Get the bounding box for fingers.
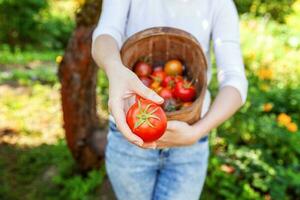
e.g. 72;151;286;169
133;79;164;104
109;99;144;146
123;96;136;114
140;142;157;149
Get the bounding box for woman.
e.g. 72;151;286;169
92;0;248;199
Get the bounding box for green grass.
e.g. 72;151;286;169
0;51;110;200
0;141;106;200
0;48;62;65
0;66;58;85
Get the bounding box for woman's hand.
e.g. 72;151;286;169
107;62;164;148
149;85;244;149
153;121;206;149
92;35;164;148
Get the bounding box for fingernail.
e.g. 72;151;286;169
156;96;164;103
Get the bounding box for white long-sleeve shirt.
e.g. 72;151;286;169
93;0;248;118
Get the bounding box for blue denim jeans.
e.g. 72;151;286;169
105;121;209;200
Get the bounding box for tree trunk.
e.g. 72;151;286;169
58;0;106;172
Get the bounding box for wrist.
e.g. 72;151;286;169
105;60;124;78
192;117;210;140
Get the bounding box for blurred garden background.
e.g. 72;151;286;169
0;0;300;199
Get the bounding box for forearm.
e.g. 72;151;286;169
194;86;244;137
91;35;123;77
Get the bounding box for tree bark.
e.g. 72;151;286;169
58;0;106;172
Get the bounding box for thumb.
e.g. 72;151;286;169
134;80;164;104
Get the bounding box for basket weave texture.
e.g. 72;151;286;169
121;27;208;124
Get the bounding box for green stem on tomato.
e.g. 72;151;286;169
134;100;161;129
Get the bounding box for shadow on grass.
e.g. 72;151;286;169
0;65;58;87
0;140;115;200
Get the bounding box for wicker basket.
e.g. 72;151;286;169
120;27;207;124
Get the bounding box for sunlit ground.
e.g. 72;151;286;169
0;83;63;146
0;58;110;199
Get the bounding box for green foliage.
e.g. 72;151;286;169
234;0;297;22
0;0;296;50
202;82;300;200
0;0;74;50
0;0;48;47
0;141;106;200
97;69;109;110
0;47;62;65
52;166;106;200
0;48;61;85
0;67;58;85
201;9;300;199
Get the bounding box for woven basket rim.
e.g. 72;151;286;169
121;27;207;69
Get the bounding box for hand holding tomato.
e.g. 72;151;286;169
153;120;202;148
126;97;167;142
107;65;164;147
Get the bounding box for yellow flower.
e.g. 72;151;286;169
263;103;273;112
257;68;273;80
277;113;292;126
56;55;63;64
286;122;298;133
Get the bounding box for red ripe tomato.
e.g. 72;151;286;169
139;76;153;87
161;76;175;88
151;70;166;83
174;81;196;102
126;98;167;142
164;59;183;76
159;87;174;100
134;61;152;77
